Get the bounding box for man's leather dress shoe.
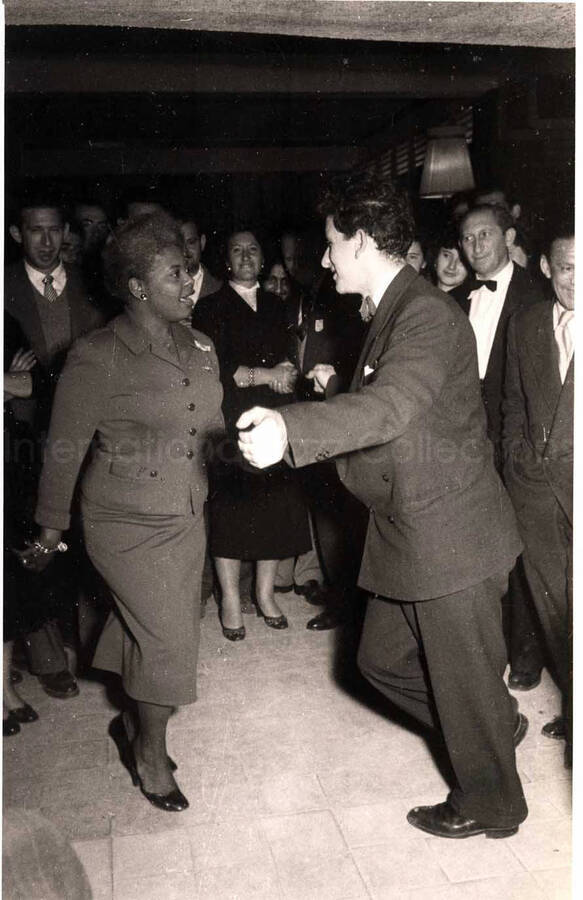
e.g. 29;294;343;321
508;669;542;691
306;610;340;631
542;715;566;740
294;580;326;606
38;670;80;699
407;800;519;839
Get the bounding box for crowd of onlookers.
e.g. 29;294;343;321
3;176;573;785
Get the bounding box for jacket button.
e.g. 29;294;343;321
186;449;194;459
388;515;395;523
189;427;197;435
150;470;158;477
188;402;195;410
382;473;390;482
182;377;190;386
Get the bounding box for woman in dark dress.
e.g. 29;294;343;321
193;229;311;640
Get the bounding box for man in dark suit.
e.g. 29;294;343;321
179;217;222;305
238;172;528;839
452;204;546;691
5;195;103;699
503;229;574;766
287;273;369;629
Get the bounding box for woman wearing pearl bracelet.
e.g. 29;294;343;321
21;213;224;813
193;227;311;640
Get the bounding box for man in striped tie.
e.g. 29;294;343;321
502;225;574;768
5;190;103;700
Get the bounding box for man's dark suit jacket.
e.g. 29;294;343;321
503;301;573;526
199;266;222;301
4;261;103;368
280;264;522;602
294;290;367;399
4;261;104;425
451;264;545;463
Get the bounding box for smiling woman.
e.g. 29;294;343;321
192;226;311;641
26;211;225;814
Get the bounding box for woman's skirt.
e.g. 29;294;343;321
82;501;204;705
208;459;311;560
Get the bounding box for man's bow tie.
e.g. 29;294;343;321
468;278;497;294
359;295;376;322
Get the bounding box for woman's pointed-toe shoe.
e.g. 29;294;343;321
109;714;186;811
220;614;246;641
139;784;189;812
3;713;21;737
256;606;288;630
9;704;39;724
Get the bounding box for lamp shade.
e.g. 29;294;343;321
419;126;475;198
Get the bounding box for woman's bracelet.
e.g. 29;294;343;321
247;367;255;387
32;540;68;555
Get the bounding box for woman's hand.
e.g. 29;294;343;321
270;363;298;394
14;528;65;574
9;348;37;373
306;364;336;394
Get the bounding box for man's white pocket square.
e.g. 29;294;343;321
364;364;375;378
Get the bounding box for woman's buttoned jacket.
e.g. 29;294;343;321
35;314;224;530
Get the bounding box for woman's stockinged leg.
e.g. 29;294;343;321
134;700;176;795
214;556;243;629
256;559;284;618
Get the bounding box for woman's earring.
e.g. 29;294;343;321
140;292;148;301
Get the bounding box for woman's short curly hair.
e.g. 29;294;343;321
317;170;415;259
102;211;184;303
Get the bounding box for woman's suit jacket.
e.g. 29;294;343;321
35;314;224;531
279;265;522;602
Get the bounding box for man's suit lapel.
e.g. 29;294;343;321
483;263;521;384
12;266;50;363
350;265;417;391
548;357;574;451
523;301;562;416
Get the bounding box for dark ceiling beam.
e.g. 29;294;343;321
4;1;575;49
5;55;500;97
18;144;363;177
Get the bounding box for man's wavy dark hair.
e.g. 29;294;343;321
317;170;415;258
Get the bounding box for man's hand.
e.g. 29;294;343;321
237;407;288;469
306;364;336;394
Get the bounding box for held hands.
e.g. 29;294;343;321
270;362;297;395
9;348;37;373
306;364;336;394
237;407;288;469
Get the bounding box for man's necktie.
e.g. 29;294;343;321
555;307;574;383
42;274;59;302
359;296;376;322
468;278;497;294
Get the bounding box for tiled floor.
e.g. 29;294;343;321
3;592;572;899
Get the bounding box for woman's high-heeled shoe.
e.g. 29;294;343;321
219;611;246;641
9;704;39;724
256;603;288;630
108;714;187;812
3;712;20;737
222;623;246;641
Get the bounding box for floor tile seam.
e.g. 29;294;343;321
326;808;376;900
503;831;551;874
268;845;374;898
110;824;196;882
253;815;287;899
